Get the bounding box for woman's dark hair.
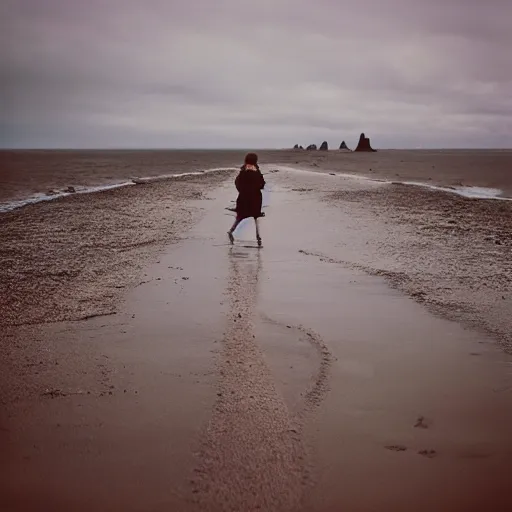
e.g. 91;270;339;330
244;153;258;165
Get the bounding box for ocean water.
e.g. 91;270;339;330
0;150;250;212
1;149;511;213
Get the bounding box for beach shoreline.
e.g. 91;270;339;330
0;169;235;329
1;163;512;510
2;161;510;387
260;166;511;352
2;149;512;212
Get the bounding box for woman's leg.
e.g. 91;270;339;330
255;218;261;245
229;219;240;233
228;218;241;243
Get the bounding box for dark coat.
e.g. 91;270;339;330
234;165;266;220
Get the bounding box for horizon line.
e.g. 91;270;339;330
1;147;512;151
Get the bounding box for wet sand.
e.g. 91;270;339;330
0;170;233;327
270;167;512;354
2;168;512;511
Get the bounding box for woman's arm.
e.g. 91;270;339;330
259;172;266;190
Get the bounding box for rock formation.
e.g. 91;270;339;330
319;141;328;151
306;144;317;151
354;133;376;152
293;144;299;149
339;141;350;150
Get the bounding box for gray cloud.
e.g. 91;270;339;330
1;0;511;148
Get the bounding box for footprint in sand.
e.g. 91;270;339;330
414;415;430;429
419;449;437;458
385;445;408;452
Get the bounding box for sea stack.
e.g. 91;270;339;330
293;144;300;149
306;144;317;151
319;141;328;151
339;141;350;150
354;133;376;152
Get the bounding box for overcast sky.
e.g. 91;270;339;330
1;0;511;149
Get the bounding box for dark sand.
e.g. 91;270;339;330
1;166;512;511
0;170;233;327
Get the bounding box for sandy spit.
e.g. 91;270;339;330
269;166;512;353
0;170;235;328
2;167;512;511
325;185;512;351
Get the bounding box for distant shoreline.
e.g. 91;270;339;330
2;149;512;208
2;147;512;151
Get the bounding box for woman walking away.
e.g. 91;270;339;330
228;153;266;247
